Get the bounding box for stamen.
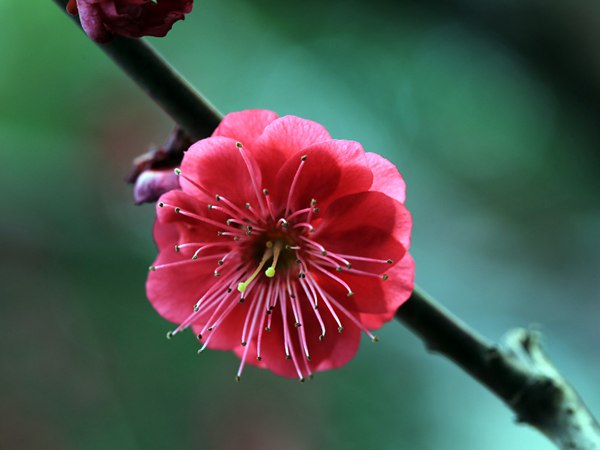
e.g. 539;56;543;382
280;288;304;380
262;189;276;221
160;202;233;231
265;241;283;278
305;273;344;334
174;169;213;198
311;262;354;296
236;142;267;215
292;222;314;232
285;155;307;216
285;207;312;222
237;242;274;293
331;253;394;265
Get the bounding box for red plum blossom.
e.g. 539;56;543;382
146;110;414;380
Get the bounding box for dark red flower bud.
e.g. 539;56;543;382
128;127;193;204
67;0;193;43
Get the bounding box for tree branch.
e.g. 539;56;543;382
53;0;221;141
397;288;600;450
53;1;600;448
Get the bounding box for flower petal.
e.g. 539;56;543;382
314;191;412;269
322;252;415;329
212;109;279;149
251;116;332;192
147;221;216;325
365;152;407;203
180;136;263;207
271;140;373;212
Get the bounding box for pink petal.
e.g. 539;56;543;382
212;109;279;149
180;136;263;207
271;139;373;212
147;221;216;325
251;115;332;192
365;152;407;203
314;191;412;268
354;252;415;329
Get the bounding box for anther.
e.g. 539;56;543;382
318;334;324;341
241;342;247;347
158;202;164;207
226;219;232;226
235;376;241;382
295;322;301;328
285;354;291;360
174;207;181;214
214;271;220;277
262;188;269;196
307;355;311;361
166;331;174;339
245;202;251;209
208;204;215;210
256;356;262;361
174;168;181;175
382;274;389;280
215;194;221;201
193;305;199;312
313;207;320;213
347;292;354;297
265;327;271;332
386;259;393;264
372;336;379;343
197;333;202;340
311;199;317;206
338;326;343;333
336;266;342;272
218;260;224;266
236;142;243;149
301;154;307;161
174;245;180;252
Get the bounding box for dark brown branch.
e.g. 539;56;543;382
53;1;600;448
398;288;600;450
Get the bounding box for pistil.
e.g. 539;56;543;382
237;241;274;293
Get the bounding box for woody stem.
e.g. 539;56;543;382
53;1;600;448
51;0;221;141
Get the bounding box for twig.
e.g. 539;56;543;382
397;289;600;450
52;1;600;448
53;0;221;141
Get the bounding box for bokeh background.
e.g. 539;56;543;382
2;0;599;449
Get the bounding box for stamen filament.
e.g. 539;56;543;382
285;155;307;216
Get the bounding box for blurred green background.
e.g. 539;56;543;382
1;0;599;449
